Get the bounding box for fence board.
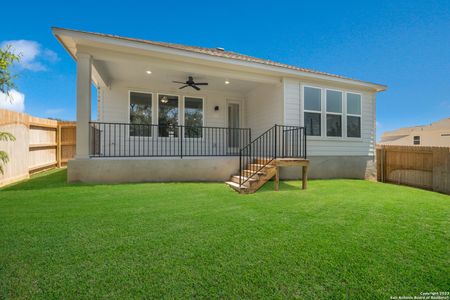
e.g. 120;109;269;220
0;109;76;186
377;145;450;194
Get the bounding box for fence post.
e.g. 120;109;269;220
57;124;62;168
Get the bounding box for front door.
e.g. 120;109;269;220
227;102;241;153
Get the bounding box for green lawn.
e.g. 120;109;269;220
0;169;448;299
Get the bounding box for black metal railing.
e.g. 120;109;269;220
239;125;306;187
89;122;251;157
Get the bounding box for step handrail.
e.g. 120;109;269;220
238;125;307;187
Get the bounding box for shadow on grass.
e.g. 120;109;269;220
256;180;305;193
1;169;76;191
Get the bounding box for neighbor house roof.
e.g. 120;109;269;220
52;27;387;91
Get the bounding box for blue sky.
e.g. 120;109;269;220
1;0;449;139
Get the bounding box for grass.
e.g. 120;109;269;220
0;169;448;299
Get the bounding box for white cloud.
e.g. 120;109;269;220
0;40;59;71
0;89;25;112
43;49;59;63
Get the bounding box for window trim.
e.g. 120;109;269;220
345;92;363;140
301;84;364;141
182;96;205;127
413;135;420;145
325;89;343;138
302;85;323;137
183;96;205;139
127;89;209;140
128;90;155;139
157;93;182;139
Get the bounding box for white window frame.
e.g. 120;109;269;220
303;85;323;137
156;93;182;139
301;85;364;141
345;92;363;139
128;90;155;139
325;88;344;138
183;96;205;140
127;89;209;141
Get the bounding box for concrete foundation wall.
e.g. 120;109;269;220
68;155;375;184
280;156;376;180
68;157;240;183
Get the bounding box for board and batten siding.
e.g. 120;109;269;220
283;78;376;157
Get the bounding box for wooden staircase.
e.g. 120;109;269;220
225;125;308;194
225;159;277;194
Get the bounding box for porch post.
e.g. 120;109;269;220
75;52;92;159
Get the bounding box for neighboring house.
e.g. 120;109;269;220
53;27;387;185
379;118;450;147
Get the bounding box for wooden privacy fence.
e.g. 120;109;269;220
0;109;76;187
377;145;450;194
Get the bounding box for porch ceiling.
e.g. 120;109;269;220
97;58;266;93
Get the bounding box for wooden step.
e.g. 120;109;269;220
248;163;275;170
225;181;248;193
254;158;274;164
231;175;258;186
242;169;266;176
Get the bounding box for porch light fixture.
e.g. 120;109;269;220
146;70;152;74
225;80;230;85
161;96;169;104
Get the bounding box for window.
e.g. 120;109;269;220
347;93;361;138
304;87;321;136
158;94;179;137
184;97;203;138
413;136;420;145
326;90;342;137
129;91;152;136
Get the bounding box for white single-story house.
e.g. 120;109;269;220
52;27;386;189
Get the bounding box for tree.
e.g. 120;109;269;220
0;132;15;174
0;45;20;174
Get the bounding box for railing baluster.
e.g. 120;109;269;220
89;122;310;173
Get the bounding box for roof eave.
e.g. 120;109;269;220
52;27;388;92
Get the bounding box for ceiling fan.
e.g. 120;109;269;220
172;76;208;91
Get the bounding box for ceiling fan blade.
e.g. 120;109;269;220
194;83;208;85
173;81;186;84
191;85;201;91
179;85;188;89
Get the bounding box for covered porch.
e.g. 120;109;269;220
73;44;284;160
54;27;307;185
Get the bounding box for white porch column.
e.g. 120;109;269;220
75;52;92;159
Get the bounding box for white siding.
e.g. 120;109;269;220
98;78;377;157
96;80;250;156
283;78;377;157
245;83;283;137
100;81;244;127
283;78;301;126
